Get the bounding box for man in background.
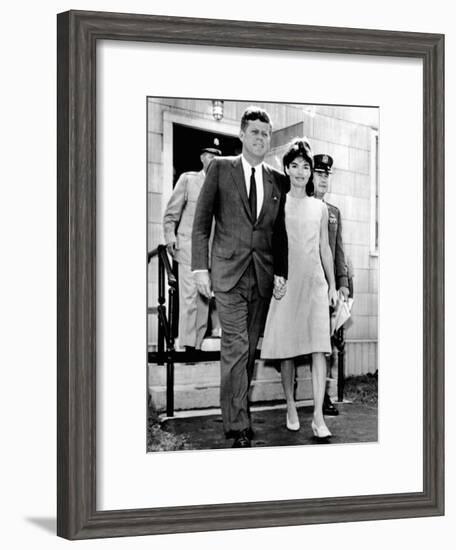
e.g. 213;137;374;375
313;153;349;416
163;146;222;352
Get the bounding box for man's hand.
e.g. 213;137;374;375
339;286;349;301
194;271;212;299
166;238;176;257
273;275;287;300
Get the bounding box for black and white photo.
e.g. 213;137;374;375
147;98;379;451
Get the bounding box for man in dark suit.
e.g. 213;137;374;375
313;154;349;416
192;107;288;447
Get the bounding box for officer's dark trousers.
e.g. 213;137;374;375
214;263;270;435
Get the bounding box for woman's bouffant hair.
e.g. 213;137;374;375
282;137;314;196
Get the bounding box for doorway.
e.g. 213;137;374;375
172;123;241;186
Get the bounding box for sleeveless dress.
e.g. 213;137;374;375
261;195;331;358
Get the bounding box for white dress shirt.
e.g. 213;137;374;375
241;155;264;218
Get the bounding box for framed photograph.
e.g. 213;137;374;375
57;10;444;539
147;97;379;452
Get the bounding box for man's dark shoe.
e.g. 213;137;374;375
226;427;254;440
232;429;252;448
323;394;339;416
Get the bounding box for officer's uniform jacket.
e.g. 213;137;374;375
325;201;349;290
163;170;206;265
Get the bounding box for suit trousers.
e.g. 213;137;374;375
178;262;210;349
215;263;270;434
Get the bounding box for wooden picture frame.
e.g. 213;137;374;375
57;9;444;539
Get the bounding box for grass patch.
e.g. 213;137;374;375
147;407;192;452
343;373;378;406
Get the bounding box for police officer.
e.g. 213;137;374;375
163;146;222;350
313;154;350;416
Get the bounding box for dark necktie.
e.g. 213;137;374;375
249;167;257;221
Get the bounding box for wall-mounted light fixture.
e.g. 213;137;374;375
212;100;224;121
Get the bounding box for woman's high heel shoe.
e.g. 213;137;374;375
311;420;332;439
286;412;300;431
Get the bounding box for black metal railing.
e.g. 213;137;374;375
148;245;177;417
148;246;221;417
332;326;346;402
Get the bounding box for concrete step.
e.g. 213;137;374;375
149;359;291;385
148;359;337;412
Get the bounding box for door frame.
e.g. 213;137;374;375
162;110;239;217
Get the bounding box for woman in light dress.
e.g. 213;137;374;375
261;139;337;439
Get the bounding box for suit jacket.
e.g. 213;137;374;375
326;201;349;289
192;155;288;297
163;170;205;265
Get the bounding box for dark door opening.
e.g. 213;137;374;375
172;123;241;186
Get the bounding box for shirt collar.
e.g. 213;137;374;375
241;155;263;174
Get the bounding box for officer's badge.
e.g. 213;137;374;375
322;155;329;164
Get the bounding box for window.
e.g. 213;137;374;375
370;130;379;254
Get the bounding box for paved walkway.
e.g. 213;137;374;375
161;401;377;450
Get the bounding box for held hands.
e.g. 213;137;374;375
339;286;349;302
328;286;338;308
194;271;212;299
273;275;287;300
